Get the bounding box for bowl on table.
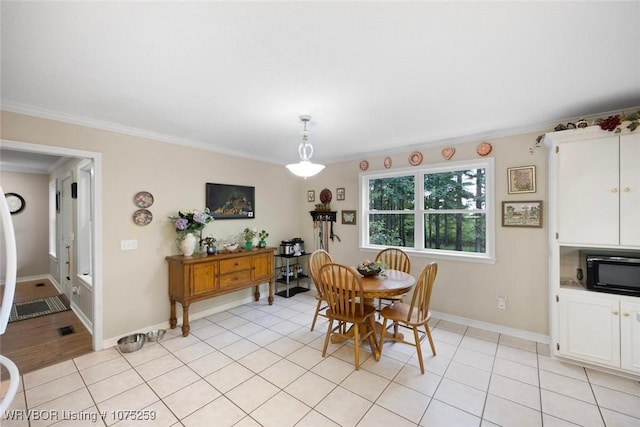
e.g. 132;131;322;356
357;261;383;277
117;333;146;353
223;242;239;252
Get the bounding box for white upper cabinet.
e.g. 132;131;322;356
620;134;640;246
550;130;640;248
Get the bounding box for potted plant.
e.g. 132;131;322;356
202;236;217;255
242;227;257;249
258;230;269;248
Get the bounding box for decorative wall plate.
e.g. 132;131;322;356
409;151;423;166
476;142;493;157
134;191;154;208
359;160;369;171
441;147;456;160
384;156;392;169
320;188;333;204
133;209;153;226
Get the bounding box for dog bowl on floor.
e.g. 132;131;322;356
146;329;166;342
117;333;146;353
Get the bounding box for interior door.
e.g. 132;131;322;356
60;174;73;299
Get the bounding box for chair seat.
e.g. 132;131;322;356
380;303;431;327
326;303;376;323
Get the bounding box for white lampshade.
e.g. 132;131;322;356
286;161;325;178
286;115;324;178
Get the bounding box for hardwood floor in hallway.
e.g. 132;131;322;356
0;278;93;375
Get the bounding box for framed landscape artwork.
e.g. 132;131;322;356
507;165;536;194
206;183;255;219
502;200;543;228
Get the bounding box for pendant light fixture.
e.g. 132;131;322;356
286;115;325;178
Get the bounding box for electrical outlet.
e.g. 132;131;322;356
120;239;138;250
497;296;507;310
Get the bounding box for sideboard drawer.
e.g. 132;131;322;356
220;270;252;289
220;257;252;274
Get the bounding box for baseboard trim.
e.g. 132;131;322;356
103;294;258;349
430;310;550;344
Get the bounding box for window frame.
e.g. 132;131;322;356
359;157;495;263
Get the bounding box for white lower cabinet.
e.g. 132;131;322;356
621;301;640;373
558;289;640;374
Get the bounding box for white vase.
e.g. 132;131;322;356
179;233;197;256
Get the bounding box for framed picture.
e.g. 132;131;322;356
502;201;543;228
336;188;345;201
206;183;255;219
507;166;536;194
307;190;315;202
341;210;356;225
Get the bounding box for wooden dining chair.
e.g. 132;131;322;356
319;263;380;370
308;249;333;331
375;248;411;311
379;262;438;374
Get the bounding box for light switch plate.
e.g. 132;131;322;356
120;239;138;250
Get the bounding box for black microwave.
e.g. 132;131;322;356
580;251;640;297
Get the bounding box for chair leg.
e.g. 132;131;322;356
310;299;323;331
353;323;360;370
368;317;380;360
412;326;425;374
321;319;333;357
379;317;388;355
425;323;436;356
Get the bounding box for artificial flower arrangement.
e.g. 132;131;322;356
169;208;214;237
258;230;269;241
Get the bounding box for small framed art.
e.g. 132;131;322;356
507;166;536;194
307;190;315;202
502;200;543;228
341;210;356;225
336;188;345;201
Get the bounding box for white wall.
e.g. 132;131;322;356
0;171;50;278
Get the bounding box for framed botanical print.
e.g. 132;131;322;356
336;188;345;201
507;166;536;194
307;190;315;202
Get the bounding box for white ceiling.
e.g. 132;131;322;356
2;1;640;170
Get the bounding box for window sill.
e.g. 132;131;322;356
361;247;496;264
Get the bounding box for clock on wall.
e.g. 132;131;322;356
5;193;25;214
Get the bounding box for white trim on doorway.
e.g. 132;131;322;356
1;139;103;351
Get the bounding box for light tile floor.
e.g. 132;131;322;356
2;290;640;427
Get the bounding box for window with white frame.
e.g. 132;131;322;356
360;158;494;261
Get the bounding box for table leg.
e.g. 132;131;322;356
268;280;274;305
253;285;260;302
181;303;190;337
169;297;177;329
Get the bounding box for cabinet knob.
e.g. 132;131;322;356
624;187;631;192
622;312;629;317
612;310;619;315
611;188;618;193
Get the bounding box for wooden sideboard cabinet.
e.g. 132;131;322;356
166;247;275;336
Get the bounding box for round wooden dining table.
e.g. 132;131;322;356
359;269;415;302
329;269;416;344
